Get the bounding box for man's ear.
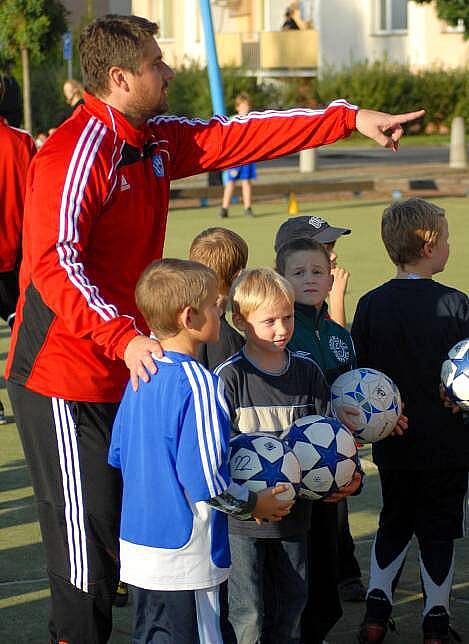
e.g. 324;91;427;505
328;272;334;292
108;65;130;93
232;311;246;333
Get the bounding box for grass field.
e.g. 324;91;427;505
0;196;468;642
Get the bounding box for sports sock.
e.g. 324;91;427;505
418;539;454;620
367;533;411;606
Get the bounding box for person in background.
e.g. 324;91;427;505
0;62;22;127
0;76;36;424
63;79;85;112
282;7;300;30
219;93;257;219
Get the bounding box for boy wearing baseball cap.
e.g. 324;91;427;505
274;215;351;327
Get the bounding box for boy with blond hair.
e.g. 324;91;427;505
189;227;247;369
352;198;469;644
108;259;292;644
216;268;361;644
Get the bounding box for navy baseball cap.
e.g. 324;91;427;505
274;215;351;252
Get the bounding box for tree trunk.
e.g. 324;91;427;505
21;46;32;133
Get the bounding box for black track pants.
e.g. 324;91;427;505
8;381;122;643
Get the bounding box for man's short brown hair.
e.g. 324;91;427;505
79;14;158;97
189;227;248;296
381;198;446;267
135;258;217;338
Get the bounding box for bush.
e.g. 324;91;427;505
168;60;280;118
316;60;468;132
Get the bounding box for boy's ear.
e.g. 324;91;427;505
178;305;193;331
328;272;334;292
421;241;433;259
232;311;247;333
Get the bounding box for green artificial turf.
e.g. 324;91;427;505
1;196;468;642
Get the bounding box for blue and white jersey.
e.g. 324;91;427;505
108;351;232;591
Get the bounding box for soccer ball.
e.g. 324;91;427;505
285;415;358;500
229;433;301;501
441;338;469;411
330;368;402;443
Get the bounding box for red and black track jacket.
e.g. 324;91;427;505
0;119;36;273
6;92;358;402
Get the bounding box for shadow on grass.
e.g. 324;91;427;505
0;461;32;494
0;588;50;643
0;495;38;530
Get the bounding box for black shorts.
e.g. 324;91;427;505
378;468;468;541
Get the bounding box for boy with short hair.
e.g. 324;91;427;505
216;267;361;644
108;258;292;644
276;237;365;640
352;198;469;643
274;214;352;326
189;227;247;369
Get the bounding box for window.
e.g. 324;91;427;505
376;0;407;33
155;0;174;40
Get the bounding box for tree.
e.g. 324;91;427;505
414;0;469;38
0;0;68;131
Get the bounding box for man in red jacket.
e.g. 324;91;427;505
5;14;425;644
0;78;36;424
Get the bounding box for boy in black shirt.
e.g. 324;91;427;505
352;198;469;644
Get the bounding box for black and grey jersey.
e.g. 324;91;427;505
215;348;330;438
215;348;330;538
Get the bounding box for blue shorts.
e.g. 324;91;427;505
227;163;257;182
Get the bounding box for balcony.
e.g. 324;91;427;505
215;30;318;77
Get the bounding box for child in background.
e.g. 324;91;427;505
216;268;362;644
276;237;364;642
274;214;351;327
219;93;256;219
352;198;469;643
189;227;247;370
108;259;292;644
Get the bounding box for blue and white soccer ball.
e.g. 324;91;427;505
229;433;301;501
286;415;358;500
330;368;402;443
441;338;469;411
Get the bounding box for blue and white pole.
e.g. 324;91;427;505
199;0;229;187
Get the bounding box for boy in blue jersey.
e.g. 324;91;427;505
215;268;362;644
108;258;292;644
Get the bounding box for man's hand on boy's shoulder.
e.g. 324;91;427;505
252;485;294;525
323;471;362;503
439;383;462;414
124;335;163;391
356;108;425;151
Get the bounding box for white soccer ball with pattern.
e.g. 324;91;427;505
229;433;301;501
441;338;469;411
330;368;402;443
286;415;358;500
